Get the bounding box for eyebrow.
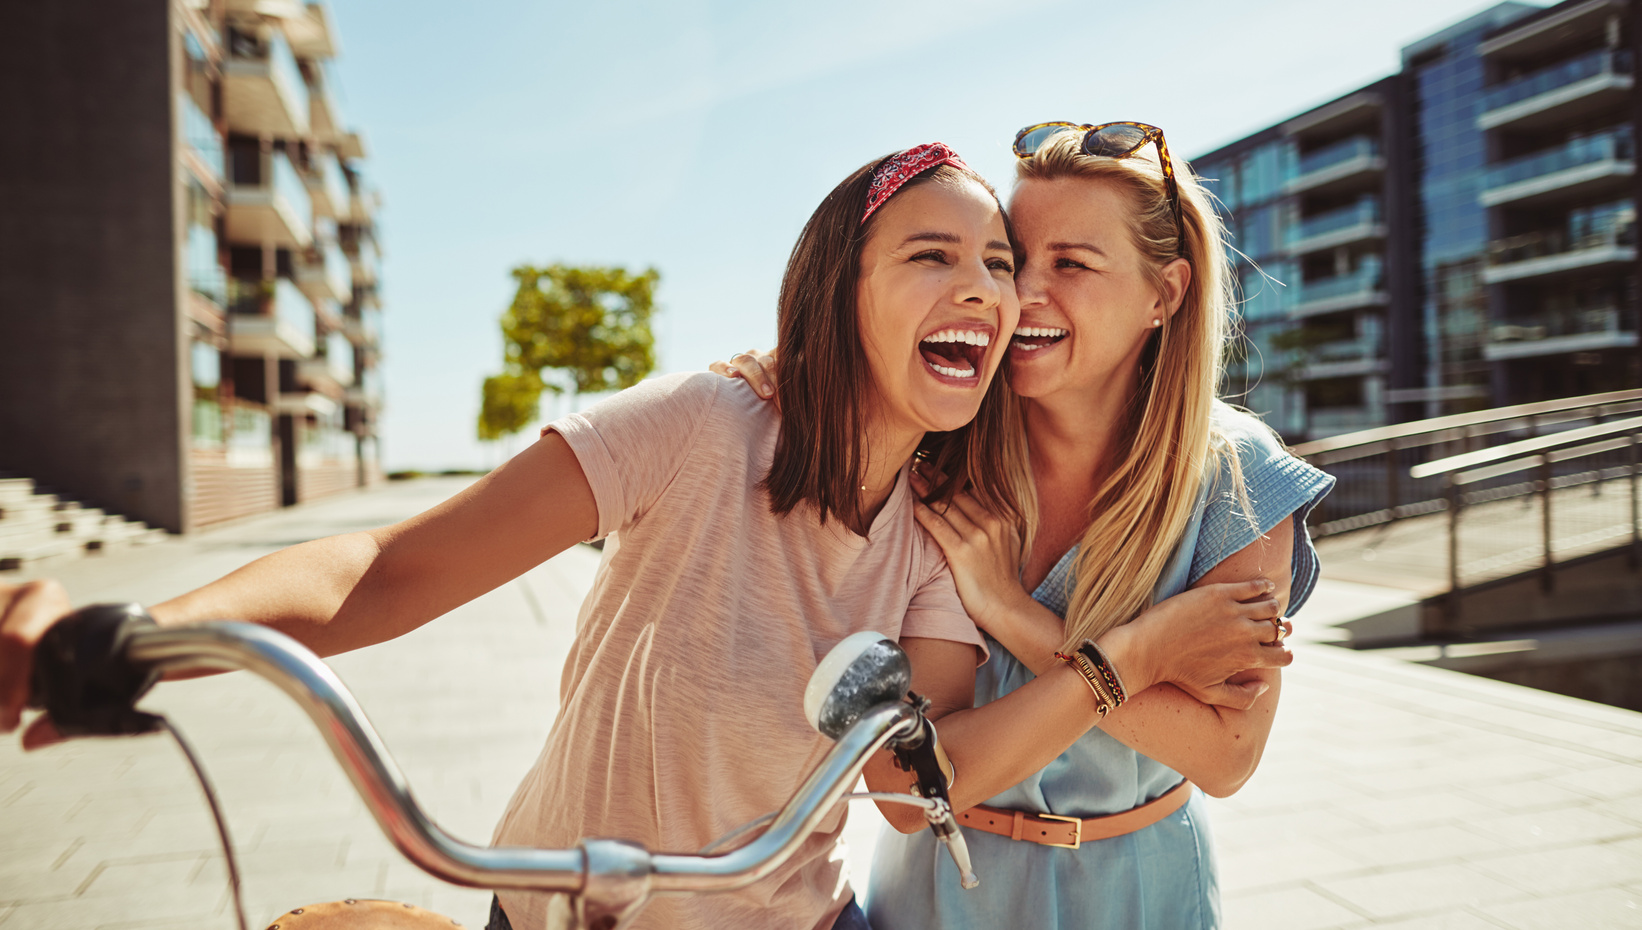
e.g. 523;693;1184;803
901;233;1016;253
1047;241;1106;256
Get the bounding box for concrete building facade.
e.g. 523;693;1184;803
1197;0;1642;439
0;0;385;533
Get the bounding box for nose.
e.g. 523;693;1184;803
1014;258;1048;312
954;256;1002;308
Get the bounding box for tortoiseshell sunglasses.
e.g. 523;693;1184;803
1012;121;1185;257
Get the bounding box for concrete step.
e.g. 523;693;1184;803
0;478;168;572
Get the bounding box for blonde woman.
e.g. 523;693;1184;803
720;124;1334;928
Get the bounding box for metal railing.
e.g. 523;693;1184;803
1481;48;1633;115
1481;127;1634;193
1296;136;1380;179
1295;267;1384;307
1409;416;1641;604
1487;221;1636;268
1489;305;1637;344
1292;389;1642;539
1287;198;1382;247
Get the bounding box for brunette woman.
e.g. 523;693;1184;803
722;125;1334;929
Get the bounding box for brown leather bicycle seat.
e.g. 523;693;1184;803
264;899;463;929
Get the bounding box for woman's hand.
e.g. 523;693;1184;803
0;579;73;748
908;469;1034;634
707;348;778;401
1099;580;1291;710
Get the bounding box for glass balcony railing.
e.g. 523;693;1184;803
179;92;223;178
1487;220;1637;266
272;149;313;225
1287;198;1382;246
1482;127;1635;191
321;154;348;214
1490;305;1637;342
1296;136;1380;179
187;222;225;306
275;278;316;338
1308;407;1383;436
1310;336;1381;364
267;30;309;126
1481;48;1633;115
1296;267;1384;306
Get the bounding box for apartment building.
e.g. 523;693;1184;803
1196;0;1641;440
0;0;384;533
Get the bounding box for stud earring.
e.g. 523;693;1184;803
1151;318;1162;327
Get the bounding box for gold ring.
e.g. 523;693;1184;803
1269;618;1286;644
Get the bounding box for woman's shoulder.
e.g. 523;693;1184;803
1198;399;1335;532
579;371;768;434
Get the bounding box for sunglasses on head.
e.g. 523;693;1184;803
1012;121;1186;258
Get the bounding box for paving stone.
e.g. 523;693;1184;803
1221;886;1366;930
1480;886;1642;929
1462;805;1640;851
1467;841;1642;896
1314;863;1523;919
1319;823;1508;869
1548;763;1642;801
1361;910;1514;929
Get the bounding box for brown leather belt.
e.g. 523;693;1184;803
955;780;1194;850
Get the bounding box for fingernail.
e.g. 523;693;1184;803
725;366;738;376
1263;580;1276;592
760;385;773;397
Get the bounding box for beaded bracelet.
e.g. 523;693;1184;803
1054;642;1126;719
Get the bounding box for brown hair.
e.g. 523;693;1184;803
1014;131;1252;649
765;153;1032;535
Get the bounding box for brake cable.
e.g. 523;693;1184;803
158;717;249;930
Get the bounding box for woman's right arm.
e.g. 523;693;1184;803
0;432;598;737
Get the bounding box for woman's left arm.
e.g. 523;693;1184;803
1098;516;1294;797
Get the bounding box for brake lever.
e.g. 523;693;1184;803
889;693;979;890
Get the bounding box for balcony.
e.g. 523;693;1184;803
299;331;354;391
294;239;351;304
1295;336;1388;380
178;91;223;181
304;152;349;218
1479;128;1634;208
1483;223;1637;284
350;236;379;287
1306;406;1384;440
1478;49;1633;132
343;307;380;346
186;222;226;308
227;149;312;248
283;2;338;61
304;61;345;143
1484;306;1638;360
223;27;309;138
227;279;316;358
1286;198;1385;255
1290;268;1388;319
1284;137;1384;196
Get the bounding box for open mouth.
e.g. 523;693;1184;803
918;328;990;380
1011;326;1069;354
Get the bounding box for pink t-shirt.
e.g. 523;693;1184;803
491;372;982;930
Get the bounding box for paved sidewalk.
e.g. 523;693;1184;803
0;478;587;928
2;479;1641;928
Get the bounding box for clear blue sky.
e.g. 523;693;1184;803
323;0;1528;470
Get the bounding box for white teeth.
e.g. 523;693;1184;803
922;328;991;347
1013;326;1069;339
930;361;977;378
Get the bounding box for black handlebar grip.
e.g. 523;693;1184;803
29;603;163;737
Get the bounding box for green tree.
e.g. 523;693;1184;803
478;264;659;442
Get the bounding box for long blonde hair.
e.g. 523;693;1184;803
1015;132;1247;650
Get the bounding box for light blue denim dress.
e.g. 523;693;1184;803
867;405;1335;930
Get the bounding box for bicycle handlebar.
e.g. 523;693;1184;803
119;620;922;895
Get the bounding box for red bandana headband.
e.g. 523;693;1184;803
862;142;971;222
